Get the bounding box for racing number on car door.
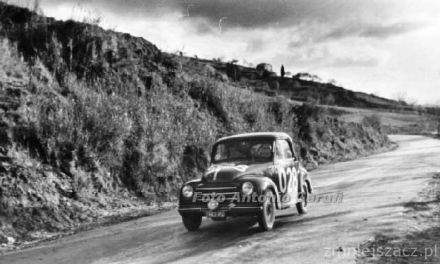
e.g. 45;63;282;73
275;140;299;204
277;166;296;193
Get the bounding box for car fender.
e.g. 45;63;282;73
298;166;312;193
236;175;282;210
180;179;201;189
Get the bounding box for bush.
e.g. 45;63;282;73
0;38;27;79
362;114;382;132
29;70;221;195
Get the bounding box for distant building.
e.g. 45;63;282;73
256;63;273;78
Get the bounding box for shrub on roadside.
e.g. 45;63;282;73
362;114;382;132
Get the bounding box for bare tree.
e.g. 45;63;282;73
394;91;408;105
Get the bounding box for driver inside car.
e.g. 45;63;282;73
251;143;273;160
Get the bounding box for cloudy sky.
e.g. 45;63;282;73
12;0;440;104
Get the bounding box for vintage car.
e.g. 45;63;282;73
178;132;312;231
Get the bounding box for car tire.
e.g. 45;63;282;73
296;184;308;214
182;214;202;231
258;190;276;231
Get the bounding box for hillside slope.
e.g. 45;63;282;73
0;2;391;247
182;57;409;110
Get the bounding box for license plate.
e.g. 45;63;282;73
207;211;225;218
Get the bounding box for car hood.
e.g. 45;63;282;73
203;162;273;183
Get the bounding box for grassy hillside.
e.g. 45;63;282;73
167;51;440;135
335;107;439;135
0;2;392;247
188;58;411;110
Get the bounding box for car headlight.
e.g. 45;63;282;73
182;185;194;198
242;182;254;196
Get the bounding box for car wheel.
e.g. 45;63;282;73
296;184;308;214
258;190;276;231
182;214;202;231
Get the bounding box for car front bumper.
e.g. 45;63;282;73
178;204;263;217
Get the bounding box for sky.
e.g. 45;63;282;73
9;0;440;104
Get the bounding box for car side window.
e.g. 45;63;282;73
275;140;284;160
280;140;293;160
214;144;228;161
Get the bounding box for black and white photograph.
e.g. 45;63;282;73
0;0;440;263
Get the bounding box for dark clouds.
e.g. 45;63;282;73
360;22;423;38
42;0;394;29
321;21;424;41
44;0;297;27
170;0;399;29
285;20;424;49
43;0;425;43
176;0;310;28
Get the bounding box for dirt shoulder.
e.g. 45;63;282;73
356;173;440;263
0;199;176;253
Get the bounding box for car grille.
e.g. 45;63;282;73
194;187;239;204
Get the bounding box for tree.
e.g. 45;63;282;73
323;94;335;105
328;79;338;86
226;61;240;81
394;91;408;105
269;79;280;91
281;65;285;78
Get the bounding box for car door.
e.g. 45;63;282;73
274;139;299;207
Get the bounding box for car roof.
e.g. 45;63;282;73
216;132;292;143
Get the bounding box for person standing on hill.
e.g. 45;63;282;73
281;65;285;78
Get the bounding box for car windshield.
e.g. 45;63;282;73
212;139;274;163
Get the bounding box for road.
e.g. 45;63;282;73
1;135;440;264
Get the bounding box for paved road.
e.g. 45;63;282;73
1;135;440;264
